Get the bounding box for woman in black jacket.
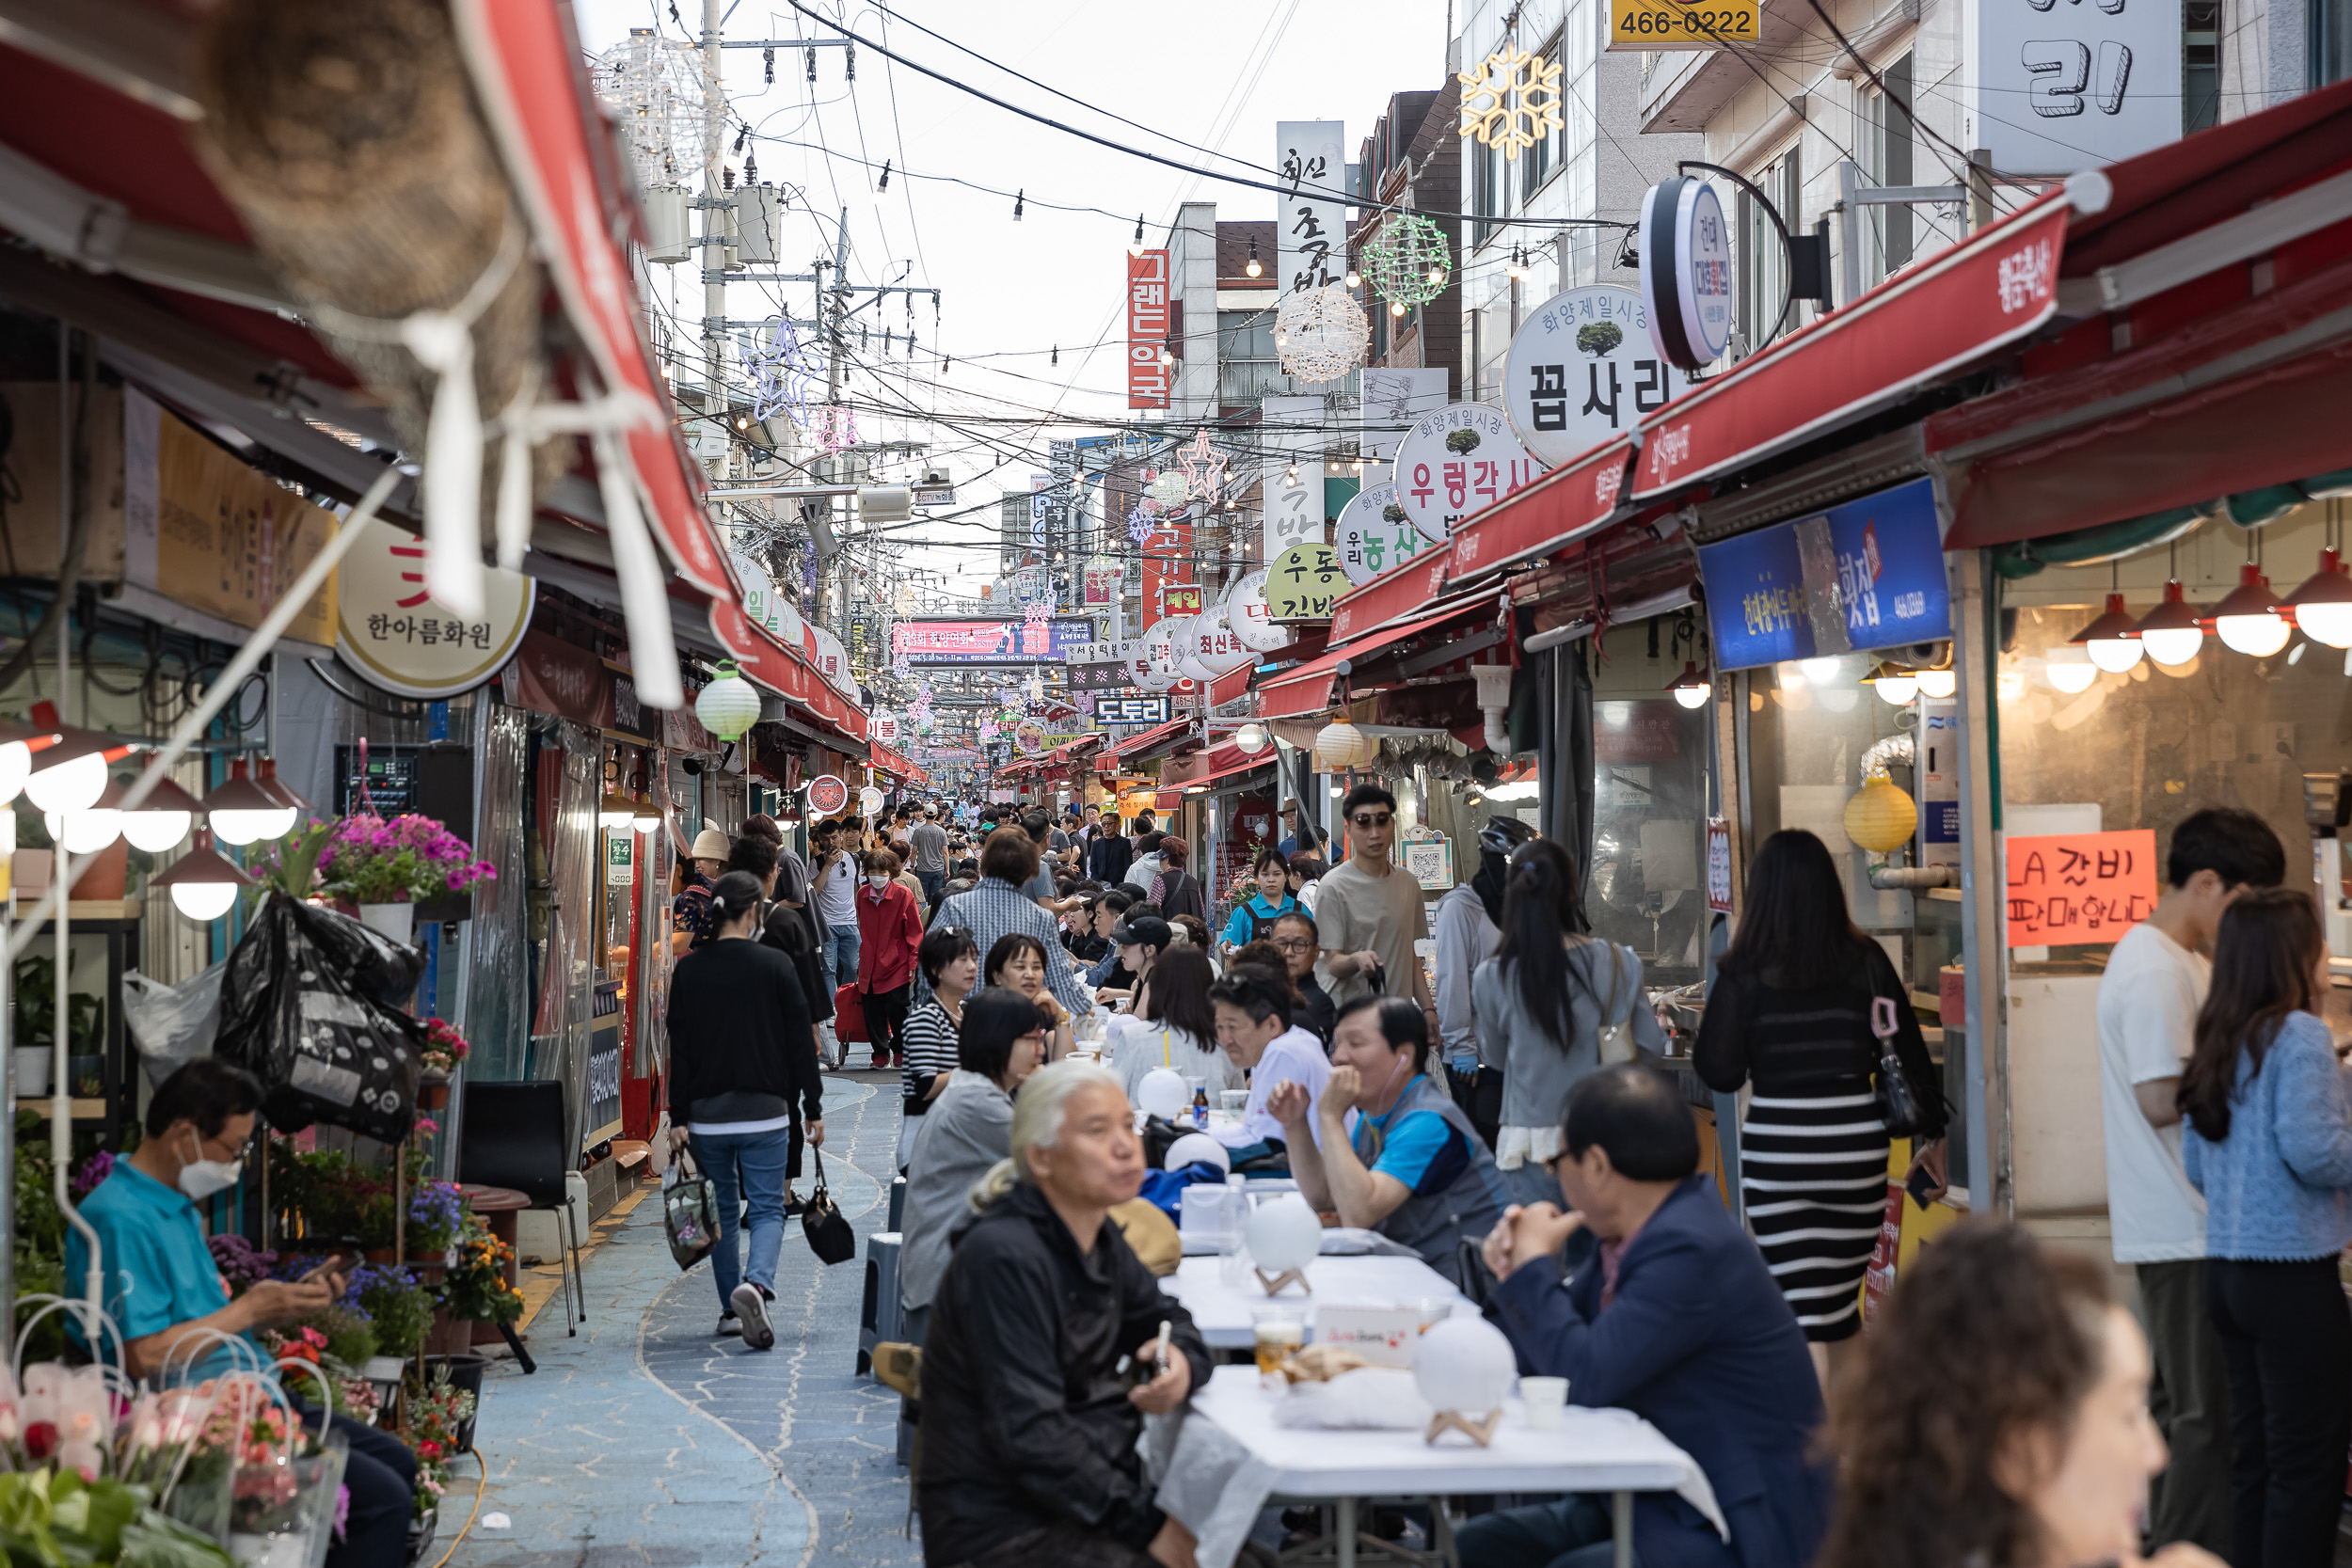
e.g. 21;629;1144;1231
665;872;825;1349
919;1060;1206;1568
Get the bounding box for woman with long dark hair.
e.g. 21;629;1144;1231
1108;942;1241;1099
1695;828;1946;1384
2180;887;2352;1568
1474;839;1666;1208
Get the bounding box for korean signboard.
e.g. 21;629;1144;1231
1126;248;1171;408
1333;481;1432;586
891;617;1099;665
335;514;533;700
2005;829;2157;946
1095;693;1170;726
1263;451;1323;557
1160;584;1203;616
1391;404;1545;540
1265;544;1349;622
1504;286;1688;467
1275;121;1346;294
1361;367;1451;464
1082;557;1123;606
1695;477;1952;671
1976;0;2179;173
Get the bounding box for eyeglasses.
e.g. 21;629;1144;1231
1272;938;1314;954
1350;812;1393;828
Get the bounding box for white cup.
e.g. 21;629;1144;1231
1520;1376;1569;1430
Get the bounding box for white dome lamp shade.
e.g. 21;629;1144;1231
2070;593;2145;673
1914;662;1959;700
151;827;256;922
597;794;637;832
2284;547;2352;649
1242;1191;1322;1293
1312;721;1378;771
2210;562;2291;657
0;713;56;806
1162;1132;1232;1175
204;758;290;847
1135;1068;1191;1122
2132;580;2207;667
2042;645;2099;694
1667;661;1710;709
120;768;206;853
1413;1315;1520;1446
44;775;124;855
21;702;129;816
632;799;665;834
1867;662;1919;705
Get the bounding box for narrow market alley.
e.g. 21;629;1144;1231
448;1074;920;1568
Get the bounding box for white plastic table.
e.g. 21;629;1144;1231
1158;1255;1470;1349
1160;1366;1717;1568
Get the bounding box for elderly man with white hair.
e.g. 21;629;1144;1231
918;1060;1210;1568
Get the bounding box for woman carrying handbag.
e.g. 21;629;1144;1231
1694;829;1947;1388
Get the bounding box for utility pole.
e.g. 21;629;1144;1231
701;0;727;418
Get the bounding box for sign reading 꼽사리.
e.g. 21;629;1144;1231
2005;829;2158;947
1504;286;1688;466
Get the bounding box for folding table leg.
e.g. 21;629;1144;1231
1429;1498;1457;1568
1337;1497;1356;1568
1612;1492;1632;1568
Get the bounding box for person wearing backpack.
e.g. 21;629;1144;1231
1473;839;1666;1228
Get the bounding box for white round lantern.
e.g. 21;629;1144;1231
1243;1192;1323;1275
695;660;762;739
1136;1068;1191;1122
1163;1132;1232;1175
1413;1315;1518;1424
1313;721;1378;770
1147;469;1189;507
1234;722;1268;753
1227;568;1293;655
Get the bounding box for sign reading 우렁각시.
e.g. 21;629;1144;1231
1391;404;1545;540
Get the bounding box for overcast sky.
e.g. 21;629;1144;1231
571;0;1454;596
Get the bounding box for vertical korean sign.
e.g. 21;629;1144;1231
1127;249;1170;408
1276;121;1346;295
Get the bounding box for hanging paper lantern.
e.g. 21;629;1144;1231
1314;721;1378;770
1844;768;1918;854
1276;284;1370;384
694;660;762;739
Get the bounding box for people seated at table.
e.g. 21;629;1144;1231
1109;942;1243;1101
1271;997;1507;1290
1271;910;1337;1048
1464;1064;1829;1568
898;987;1049;1340
1207;960;1334;1161
919;1061;1209;1568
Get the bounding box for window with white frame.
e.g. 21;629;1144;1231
1734;148;1801;358
1861;54;1915;288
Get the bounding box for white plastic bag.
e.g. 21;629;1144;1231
121;962;226;1085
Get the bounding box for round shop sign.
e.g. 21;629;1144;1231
1226;568;1293;654
336;514;534;699
806;774;850;815
1133;620;1183;692
1190;605;1255;676
1264;544;1349;622
1391;403;1544;542
874;713;901;745
1168;615;1215;684
1332;480;1435;587
859;785;886;816
1503;285;1691;466
1013;720;1047;755
1639;176;1734;372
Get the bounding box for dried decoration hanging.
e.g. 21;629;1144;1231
1276;284;1369;385
1360;214;1453;310
1457;43;1565;160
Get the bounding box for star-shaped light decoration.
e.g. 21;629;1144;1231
1175;430;1229;500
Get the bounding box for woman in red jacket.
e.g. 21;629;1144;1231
856;847;925;1070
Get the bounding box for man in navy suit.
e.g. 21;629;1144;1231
1461;1065;1832;1568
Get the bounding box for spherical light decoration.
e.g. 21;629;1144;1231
151;827;254;924
1275;284;1370;385
1362;214;1453;310
1234;722;1268;753
694;659;762;739
1147;469;1189;507
1844;770;1919;854
1412;1316;1518;1425
1136;1068;1191;1122
1313;721;1378;770
1163;1132;1232;1175
25;751;107;816
1243;1192;1323;1275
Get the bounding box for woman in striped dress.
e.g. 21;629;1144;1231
1695;829;1947;1386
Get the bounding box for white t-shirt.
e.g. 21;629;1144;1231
2096;921;2211;1263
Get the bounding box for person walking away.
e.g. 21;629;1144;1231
663;871;825;1348
918;1062;1207;1568
2098;808;2282;1558
1272;997;1506;1290
810;819;862;999
1108;942;1241;1100
1477;838;1665;1224
1124;832;1165;894
922;827;1094;1022
732;833;830;1209
1152;837;1205;923
1817;1220;2222;1568
1272;910;1337;1048
672;827;733;955
1288;853;1327;916
1438;816;1535;1146
911;806;950;907
897;987;1051;1339
1089;816;1134;884
2179;887;2352;1568
1465;1064;1829;1568
858;847;924;1071
898;926;980;1170
1218;847;1299;958
1692;829;1946;1386
1313;784;1438;1038
987;932;1075;1060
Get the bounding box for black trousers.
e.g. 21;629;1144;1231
866;983;911;1062
2207;1256;2352;1568
293;1400;420;1568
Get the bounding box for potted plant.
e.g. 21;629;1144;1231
348;1264;437;1364
443;1217;524;1350
316;814;496;944
418;1020;468;1081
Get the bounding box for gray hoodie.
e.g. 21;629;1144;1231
898;1070;1014;1312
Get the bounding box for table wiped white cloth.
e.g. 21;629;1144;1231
1157;1255;1469;1347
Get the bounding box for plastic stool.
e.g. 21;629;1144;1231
887;1173;907;1232
856;1230;903;1375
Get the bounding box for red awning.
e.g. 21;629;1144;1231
1327;556;1456;644
1447;436;1635;582
1117;716;1195;761
1259;604;1474;720
1154;742;1276;808
709;601;868;748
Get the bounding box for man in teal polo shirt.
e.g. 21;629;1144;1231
68;1060;419;1568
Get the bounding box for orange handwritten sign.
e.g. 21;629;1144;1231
2005;829;2158;947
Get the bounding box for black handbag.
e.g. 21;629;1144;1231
802;1148;857;1265
1869;995;1931;1139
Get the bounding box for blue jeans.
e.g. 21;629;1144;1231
819;926;860;997
690;1125;793;1310
916;868;944;906
1456;1496;1637;1568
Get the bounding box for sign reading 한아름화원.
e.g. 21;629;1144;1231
2004;829;2157;947
1695;477;1950;672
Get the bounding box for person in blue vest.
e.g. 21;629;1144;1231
1461;1064;1831;1568
1271;996;1506;1290
1218;847;1300;957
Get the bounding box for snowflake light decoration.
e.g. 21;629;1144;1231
1175;430;1229;500
1457;43;1565;160
1276;284;1370;384
1128;504;1158;545
1361;214;1453;310
740;316;816;426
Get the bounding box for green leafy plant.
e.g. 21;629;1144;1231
442;1217;522;1325
351;1265;436;1360
248;821;336;903
14;954;103;1056
300;1304;378;1369
0;1469;234;1568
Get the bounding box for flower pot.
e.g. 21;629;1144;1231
11;1046;51;1099
405;1505;439;1567
422;1353;487;1451
357;902;416;944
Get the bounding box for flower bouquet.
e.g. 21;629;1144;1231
402;1370;477;1519
316;816;495;908
418;1020;469;1079
441;1220;522;1328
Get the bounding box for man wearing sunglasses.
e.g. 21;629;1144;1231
1313;783;1439;1038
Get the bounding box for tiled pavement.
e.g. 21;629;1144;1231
448;1071;921;1568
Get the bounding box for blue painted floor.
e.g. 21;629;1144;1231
448;1072;922;1568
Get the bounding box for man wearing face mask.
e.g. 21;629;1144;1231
68;1059;422;1568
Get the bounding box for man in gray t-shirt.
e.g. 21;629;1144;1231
909;809;949;905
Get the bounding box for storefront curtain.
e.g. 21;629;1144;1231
530;720;601;1154
463;704;532;1083
1540;643;1597;915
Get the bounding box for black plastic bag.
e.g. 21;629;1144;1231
214;894;427;1142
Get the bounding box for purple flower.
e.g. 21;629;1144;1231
70;1149;114;1198
209;1233;281;1291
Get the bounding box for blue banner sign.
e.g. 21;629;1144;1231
1697;477;1948;672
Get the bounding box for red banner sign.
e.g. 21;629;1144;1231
1127;248;1171;409
2004;828;2158;946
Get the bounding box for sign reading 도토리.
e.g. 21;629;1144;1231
2004;829;2158;947
1695;476;1950;671
337;514;535;700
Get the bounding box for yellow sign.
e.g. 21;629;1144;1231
150;409;339;641
1264;544;1349;623
1607;0;1759;49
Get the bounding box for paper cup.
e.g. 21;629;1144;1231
1520;1375;1568;1429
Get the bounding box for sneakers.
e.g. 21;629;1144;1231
818;1022;844;1069
870;1050;896;1070
784;1187;807;1216
729;1282;775;1351
717;1314;743;1338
